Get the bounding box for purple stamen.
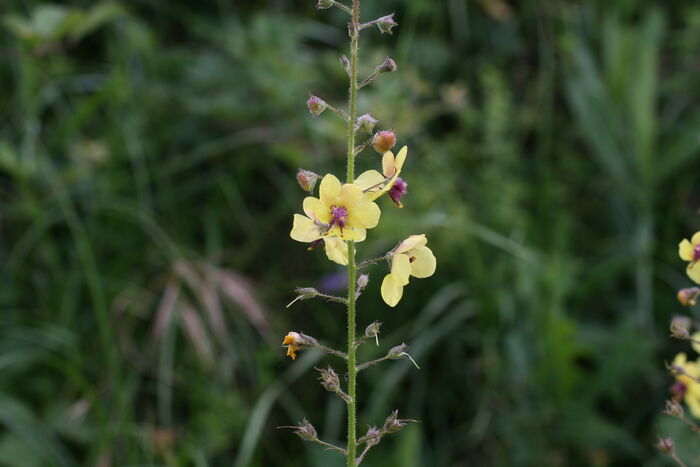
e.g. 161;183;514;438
329;205;349;229
693;244;700;261
389;178;408;207
671;381;687;400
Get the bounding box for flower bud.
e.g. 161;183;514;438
376;57;397;74
382;410;406;434
670;315;692;339
355;114;379;133
316;0;334;9
365;321;382;343
357;274;369;291
294;419;318;441
372;130;396;154
364;425;382;447
388;343;409;359
655;436;675;454
664;399;684;418
296;168;319;193
317;365;341;392
678;287;700;306
340;55;351;75
376;14;398;35
306;95;327;119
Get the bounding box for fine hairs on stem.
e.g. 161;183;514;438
282;1;435;465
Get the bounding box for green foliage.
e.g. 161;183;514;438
0;0;699;465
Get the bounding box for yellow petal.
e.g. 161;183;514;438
382;151;396;177
686;395;700;419
303;197;330;223
290;214;322;242
688;263;700;285
410;246;437;278
391;253;411;286
674;353;689;368
327;225;366;242
693;231;700;245
692;332;700;354
680;239;695;261
338;183;364;208
355;170;385;191
323;237;348;265
319;174;341;207
396;234;427;254
347;200;381;229
381;274;404;307
394;146;407;171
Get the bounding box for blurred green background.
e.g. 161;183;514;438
2;0;700;465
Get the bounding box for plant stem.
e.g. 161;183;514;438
346;1;360;465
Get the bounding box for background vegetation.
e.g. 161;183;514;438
1;0;700;465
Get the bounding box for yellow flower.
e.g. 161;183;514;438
671;353;700;418
354;146;407;203
290;174;381;265
679;231;700;284
282;332;303;360
381;234;436;307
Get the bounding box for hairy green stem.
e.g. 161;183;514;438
346;1;360;465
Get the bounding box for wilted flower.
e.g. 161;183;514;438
282;332;304;360
381;234;436;307
679;232;700;283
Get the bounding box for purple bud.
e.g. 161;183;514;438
376;14;398;34
297;168;319;193
389;177;408;207
372;130;396;154
355;114;379;133
306;95;327;118
377;57;397;73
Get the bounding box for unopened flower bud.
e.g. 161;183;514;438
365;321;382;346
317;365;341;392
664;399;684;418
372;130;396;154
297;168;319;193
306;95;327;119
382;410;406;434
376;57;397;74
376;14;398;35
294;419;318;441
316;0;334;9
655;436;675;454
670;315;692;339
364;425;382;447
357;274;369;290
678;287;700;307
340;55;351;75
287;287;320;307
388;343;409;359
355;114;379;133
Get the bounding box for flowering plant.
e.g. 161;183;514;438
279;1;436;464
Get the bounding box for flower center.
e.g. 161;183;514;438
330;205;349;229
671;381;687;400
389;178;408;206
693;244;700;261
